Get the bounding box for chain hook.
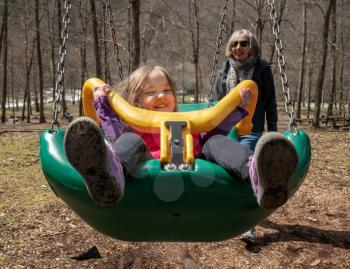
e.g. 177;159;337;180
105;0;124;81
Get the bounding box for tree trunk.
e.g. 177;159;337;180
254;0;264;54
48;0;56;101
34;75;39;112
312;0;336;128
131;0;141;71
79;0;88;116
326;0;337;125
27;82;31;123
102;3;111;84
338;0;344;113
128;1;132;74
306;52;313;120
296;0;307;120
90;0;102;77
1;0;8;123
189;0;200;103
11;50;14;123
21;90;27;121
0;11;5;64
35;0;46;123
22;0;35;122
227;0;236;41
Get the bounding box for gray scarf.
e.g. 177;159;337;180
226;56;257;93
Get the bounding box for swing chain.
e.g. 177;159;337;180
208;0;229;101
51;0;71;132
105;0;124;81
267;0;297;133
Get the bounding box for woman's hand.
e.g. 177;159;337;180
93;84;111;100
239;87;251;109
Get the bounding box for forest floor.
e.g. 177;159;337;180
0;118;349;269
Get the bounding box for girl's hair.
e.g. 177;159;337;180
116;65;177;109
225;29;260;58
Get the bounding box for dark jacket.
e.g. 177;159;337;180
210;58;278;132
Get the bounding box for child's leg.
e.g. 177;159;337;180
201;134;252;180
249;132;298;209
110;132;152;177
64;117;125;206
201;133;298;209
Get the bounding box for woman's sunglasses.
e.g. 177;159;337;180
231;40;250;48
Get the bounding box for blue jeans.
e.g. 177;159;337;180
239;132;263;152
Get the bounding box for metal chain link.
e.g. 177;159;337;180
105;0;123;81
267;0;297;133
51;0;71;132
208;0;229;101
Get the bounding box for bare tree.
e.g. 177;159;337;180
89;0;102;77
295;0;307;120
326;0;337;125
35;0;45;123
128;0;132;73
312;0;336;128
131;0;141;71
189;0;200;103
305;48;313;120
102;1;112;84
338;0;345;113
1;0;8;123
254;0;265;49
227;0;236;40
22;0;37;122
0;8;5;63
10;48;14;123
47;0;56;100
79;0;88;116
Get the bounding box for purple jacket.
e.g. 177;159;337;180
94;96;248;158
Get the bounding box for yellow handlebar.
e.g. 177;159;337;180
82;78;258;164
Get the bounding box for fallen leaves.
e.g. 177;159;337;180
0;129;349;268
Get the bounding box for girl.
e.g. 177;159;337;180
64;65;297;210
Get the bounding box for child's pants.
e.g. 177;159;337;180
201;134;252;181
110;132;152;177
111;133;252;181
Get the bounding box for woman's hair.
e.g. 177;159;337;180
115;65;177;109
225;29;260;58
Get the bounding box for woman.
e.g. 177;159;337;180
210;29;279;240
210;29;278;152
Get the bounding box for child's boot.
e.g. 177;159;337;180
64;117;125;206
248;132;298;209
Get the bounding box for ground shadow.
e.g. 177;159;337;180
241;220;350;253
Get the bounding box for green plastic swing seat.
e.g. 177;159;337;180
40;102;311;242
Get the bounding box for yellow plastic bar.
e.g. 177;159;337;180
82;78;258;164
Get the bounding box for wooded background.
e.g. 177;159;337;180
0;0;349;128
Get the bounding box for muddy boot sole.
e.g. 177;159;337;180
255;132;298;209
64;117;123;206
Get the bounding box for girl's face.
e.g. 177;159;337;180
230;33;251;61
140;69;176;112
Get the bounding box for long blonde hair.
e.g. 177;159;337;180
115;65;177;110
